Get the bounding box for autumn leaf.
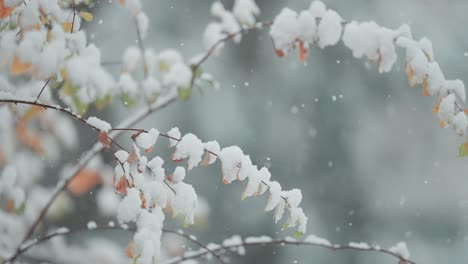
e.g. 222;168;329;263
115;176;130;194
0;0;14;18
274;48;284;58
459;142;468;157
98;131;111;148
10;56;32;76
144;147;153;154
67;169;101;196
422;78;430;96
78;11;93;22
21;105;45;123
125;240;134;258
201;151;211;166
438;119;445;128
16;121;44;155
61;22;72;32
298;41;307;62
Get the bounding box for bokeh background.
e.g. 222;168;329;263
62;0;468;263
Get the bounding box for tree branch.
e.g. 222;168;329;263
164;237;416;264
2;223;223;264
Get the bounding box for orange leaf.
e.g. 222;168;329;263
16;121;44;155
438;119;445;128
119;0;126;5
98;131;111;148
67;169;101;196
274;48;284;58
140;192;147;208
407;67;415;87
115;176;130;194
433;104;439;115
144;147;153;154
21;105;45;123
422;78;430;96
10;56;31;76
0;0;14;18
61;22;72;32
5;199;14;213
298;41;307;62
223;178;230;185
125;240;133;258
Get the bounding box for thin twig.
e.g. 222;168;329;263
164;238;416;264
34;78;50;103
2;224;223;264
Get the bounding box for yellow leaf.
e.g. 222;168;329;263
61;22;72;32
78;11;93;22
10;56;31;76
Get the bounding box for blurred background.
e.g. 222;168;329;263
55;0;468;263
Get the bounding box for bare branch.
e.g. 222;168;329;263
164;238;416;264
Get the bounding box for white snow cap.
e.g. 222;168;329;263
270;8;299;56
87;116;111;132
166;127;181;147
135;128;160;150
264;181;282;211
114;150;129;163
316;9;343;49
117;188;142;223
172;133;204;170
233;0;260;26
389;241;410;259
203;140;221;165
121;46;141;72
219;146;244;184
171;182;198;225
170;166;186;184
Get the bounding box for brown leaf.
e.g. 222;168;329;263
131;130;143;141
98;131;111;148
115;176;130;195
201;151;211;166
67;169;101;196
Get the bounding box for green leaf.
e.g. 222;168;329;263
132;255;140;264
459;142;468;157
120;93;136;108
71;95;89;115
95;95;112;111
183;220;191;228
15;202;26;215
177;87;191;101
61;80;79;96
193;66;203;79
294;231;304;239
